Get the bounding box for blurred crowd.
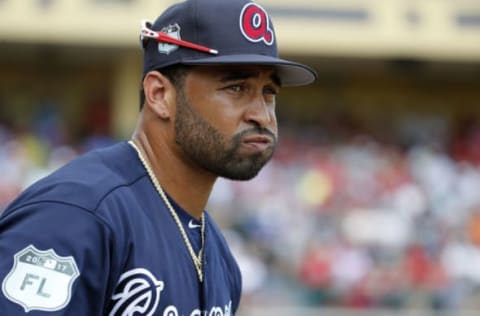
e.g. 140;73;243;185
208;115;480;311
2;110;480;311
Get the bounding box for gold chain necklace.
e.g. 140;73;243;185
128;140;205;282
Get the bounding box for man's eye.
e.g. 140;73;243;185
227;85;243;92
264;87;279;96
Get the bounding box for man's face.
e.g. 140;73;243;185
174;65;279;180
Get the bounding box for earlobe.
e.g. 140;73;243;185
143;71;175;119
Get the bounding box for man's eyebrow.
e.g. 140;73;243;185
219;71;256;82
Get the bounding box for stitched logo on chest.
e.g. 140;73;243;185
109;268;164;316
188;220;202;229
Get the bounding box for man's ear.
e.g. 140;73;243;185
143;71;176;119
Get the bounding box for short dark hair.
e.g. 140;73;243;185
139;64;191;110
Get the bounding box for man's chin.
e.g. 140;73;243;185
220;158;271;180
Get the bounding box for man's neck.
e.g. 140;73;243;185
131;131;216;220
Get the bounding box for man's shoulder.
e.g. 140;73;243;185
5;142;146;214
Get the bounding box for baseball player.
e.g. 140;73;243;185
0;0;316;314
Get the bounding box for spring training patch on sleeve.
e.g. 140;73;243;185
2;244;80;312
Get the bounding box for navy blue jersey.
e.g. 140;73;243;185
0;142;242;315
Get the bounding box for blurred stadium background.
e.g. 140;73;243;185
1;0;480;315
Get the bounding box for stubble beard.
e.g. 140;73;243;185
174;90;276;180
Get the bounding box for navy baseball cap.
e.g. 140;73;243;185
140;0;317;86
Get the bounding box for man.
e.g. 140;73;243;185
0;0;316;314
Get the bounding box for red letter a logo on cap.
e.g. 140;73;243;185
239;3;274;46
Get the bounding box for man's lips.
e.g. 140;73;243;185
241;135;274;151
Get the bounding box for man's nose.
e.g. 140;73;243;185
244;94;274;128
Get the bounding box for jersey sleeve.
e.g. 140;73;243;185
0;202;116;315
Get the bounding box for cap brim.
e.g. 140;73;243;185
179;54;317;87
